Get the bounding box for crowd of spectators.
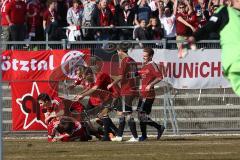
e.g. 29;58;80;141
0;0;231;42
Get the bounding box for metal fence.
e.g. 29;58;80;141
2;40;240;136
1;39;221;51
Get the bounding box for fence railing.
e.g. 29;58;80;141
1;39;221;51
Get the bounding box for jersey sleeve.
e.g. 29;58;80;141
4;1;11;16
151;63;163;80
95;73;108;87
193;6;229;41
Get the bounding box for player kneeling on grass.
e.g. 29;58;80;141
137;48;165;141
37;93;98;142
75;66;119;141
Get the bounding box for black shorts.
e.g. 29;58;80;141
137;98;154;115
115;96;135;112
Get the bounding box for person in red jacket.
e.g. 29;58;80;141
1;0;11;50
5;0;27;41
26;0;44;40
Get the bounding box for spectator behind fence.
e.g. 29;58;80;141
134;19;151;47
187;2;199;32
115;0;135;40
208;0;219;16
164;0;174;13
195;0;209;28
5;0;27;41
26;0;44;41
207;3;220;40
91;0;114;41
158;0;176;43
43;0;66;40
134;0;152;25
43;0;58;40
147;17;163;40
57;0;69;27
108;0;116;16
81;0;96;40
66;0;83;41
149;0;164;18
1;0;11;50
129;0;137;8
176;0;195;57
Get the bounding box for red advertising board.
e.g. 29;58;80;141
1;49;90;130
2;49;90;81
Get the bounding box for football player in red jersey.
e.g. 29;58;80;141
108;45;139;142
137;47;165;141
37;93;100;142
75;65;119;141
50;116;91;142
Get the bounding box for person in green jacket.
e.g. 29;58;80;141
188;0;240;95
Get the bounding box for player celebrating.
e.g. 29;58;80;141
75;65;119;141
137;47;165;141
50;116;91;142
108;45;139;142
188;0;240;96
37;93;99;142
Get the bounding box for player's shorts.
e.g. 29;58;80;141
115;96;135;112
137;98;154;115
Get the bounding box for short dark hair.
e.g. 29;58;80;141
143;47;154;57
117;44;128;53
47;0;57;7
37;93;51;102
72;0;81;4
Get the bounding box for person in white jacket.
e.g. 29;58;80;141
66;0;83;41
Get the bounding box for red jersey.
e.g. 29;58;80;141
43;96;63;125
74;77;85;86
45;97;84;120
1;0;11;26
119;57;138;96
89;72;119;106
47;118;87;142
5;0;27;25
73;77;99;107
99;8;113;26
43;9;57;27
139;61;163;99
47;117;59;142
108;1;115;15
176;12;190;36
187;11;199;31
26;0;42;32
58;121;87;142
74;73;119;107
